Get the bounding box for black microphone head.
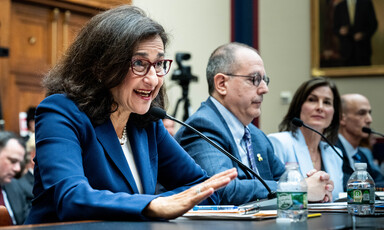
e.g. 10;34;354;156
292;118;304;127
148;107;167;119
362;127;372;134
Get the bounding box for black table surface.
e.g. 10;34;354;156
0;213;383;230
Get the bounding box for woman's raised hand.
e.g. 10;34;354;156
143;168;238;219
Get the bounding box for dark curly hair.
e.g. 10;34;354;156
43;5;169;127
278;77;341;144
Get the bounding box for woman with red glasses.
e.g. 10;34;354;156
25;5;236;224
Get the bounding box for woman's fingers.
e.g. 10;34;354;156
199;168;237;191
306;169;317;177
207;168;238;185
143;168;238;219
191;168;237;198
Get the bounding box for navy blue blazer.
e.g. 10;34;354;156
333;0;377;66
336;138;384;189
175;98;285;205
25;94;216;224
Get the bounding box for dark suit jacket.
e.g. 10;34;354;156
333;0;378;66
3;178;30;225
175;97;285;205
25;94;216;224
17;171;34;222
16;171;34;202
336;138;384;189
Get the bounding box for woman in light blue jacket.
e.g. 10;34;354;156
268;77;344;201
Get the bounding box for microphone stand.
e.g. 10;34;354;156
150;107;276;200
371;131;384;138
362;127;384;138
303;124;343;160
147;107;276;199
292;118;343;160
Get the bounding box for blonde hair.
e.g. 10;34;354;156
26;133;35;154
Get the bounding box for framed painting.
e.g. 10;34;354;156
311;0;384;77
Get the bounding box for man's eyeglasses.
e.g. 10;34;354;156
130;59;173;77
224;73;270;86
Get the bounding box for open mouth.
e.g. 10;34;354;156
134;89;151;97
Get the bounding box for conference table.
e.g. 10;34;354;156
0;213;383;230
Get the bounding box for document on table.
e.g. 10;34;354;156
183;208;277;220
308;200;384;213
308;202;348;212
184;204;324;220
184;199;279;220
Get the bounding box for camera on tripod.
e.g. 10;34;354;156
171;52;198;121
171;53;198;84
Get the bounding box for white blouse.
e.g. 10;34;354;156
121;140;143;194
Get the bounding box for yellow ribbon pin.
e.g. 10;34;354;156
257;153;263;162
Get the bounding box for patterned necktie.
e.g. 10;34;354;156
352;152;361;163
353;149;368;164
243;127;258;176
0;189;5;206
0;188;13;225
352;149;375;178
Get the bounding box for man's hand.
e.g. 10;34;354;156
339;26;349;36
354;32;364;41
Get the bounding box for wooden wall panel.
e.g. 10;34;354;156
10;2;52;75
1;0;128;133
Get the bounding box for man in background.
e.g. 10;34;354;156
336;93;384;189
16;132;35;219
163;119;176;136
0;131;27;224
175;42;334;205
24;107;36;143
333;0;377;66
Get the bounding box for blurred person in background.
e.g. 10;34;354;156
336;93;384;189
0;131;27;224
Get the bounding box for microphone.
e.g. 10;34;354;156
292;118;343;160
148;107;277;199
362;127;384;138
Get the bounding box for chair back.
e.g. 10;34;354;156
0;205;12;226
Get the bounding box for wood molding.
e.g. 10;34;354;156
59;0;132;9
13;0;132;14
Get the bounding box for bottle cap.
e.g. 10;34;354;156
355;163;367;170
285;162;298;169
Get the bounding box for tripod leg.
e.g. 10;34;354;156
183;98;190;122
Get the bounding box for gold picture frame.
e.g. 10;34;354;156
311;0;384;77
